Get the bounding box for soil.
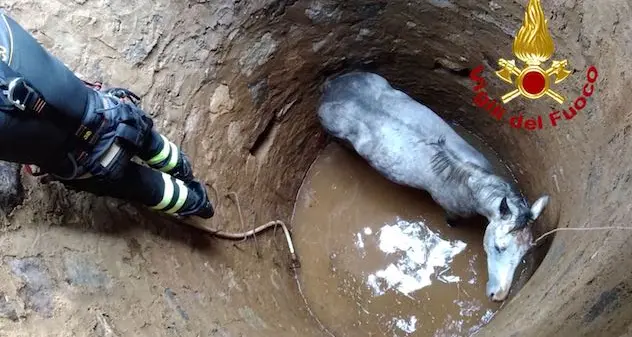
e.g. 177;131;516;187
0;0;629;336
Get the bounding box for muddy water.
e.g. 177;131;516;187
291;125;527;337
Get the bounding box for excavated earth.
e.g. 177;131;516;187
0;0;630;336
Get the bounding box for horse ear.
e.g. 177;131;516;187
530;195;550;221
499;197;511;218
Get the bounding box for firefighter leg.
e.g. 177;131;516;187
138;129;195;183
62;162;214;219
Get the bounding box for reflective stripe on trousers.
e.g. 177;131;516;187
147;134;179;172
150;172;188;214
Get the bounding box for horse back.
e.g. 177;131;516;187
317;71;493;174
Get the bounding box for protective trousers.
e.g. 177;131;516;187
61;128;214;218
0;11;213;219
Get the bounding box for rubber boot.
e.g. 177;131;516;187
168;152;195;184
176;180;214;219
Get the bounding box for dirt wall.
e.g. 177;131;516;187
0;0;630;336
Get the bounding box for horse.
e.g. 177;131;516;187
316;71;549;301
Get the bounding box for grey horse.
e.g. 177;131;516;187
316;71;549;301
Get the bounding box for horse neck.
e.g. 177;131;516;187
430;140;517;219
466;169;514;219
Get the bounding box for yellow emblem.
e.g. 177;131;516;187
495;0;570;104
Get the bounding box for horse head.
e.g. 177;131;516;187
483;194;549;301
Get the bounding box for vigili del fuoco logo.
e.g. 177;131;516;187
469;0;598;130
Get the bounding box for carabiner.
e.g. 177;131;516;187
7;77;31;111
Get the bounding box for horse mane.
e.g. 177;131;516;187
429;136;490;184
430;136;533;230
513;208;533;231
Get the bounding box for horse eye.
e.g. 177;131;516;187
495;245;503;253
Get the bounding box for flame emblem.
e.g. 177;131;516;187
495;0;570;104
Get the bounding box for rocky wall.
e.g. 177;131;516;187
0;0;630;336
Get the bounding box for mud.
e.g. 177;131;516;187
291;123;527;337
0;0;629;336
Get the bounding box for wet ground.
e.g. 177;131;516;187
291;125;525;337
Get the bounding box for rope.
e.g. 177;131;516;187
227;191;261;257
534;226;632;246
177;186;300;269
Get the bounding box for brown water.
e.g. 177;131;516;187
291;125;527;337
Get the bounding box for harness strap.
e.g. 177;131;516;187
73;95;128;180
74;142;124;180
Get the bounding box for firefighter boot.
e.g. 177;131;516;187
150;174;214;219
176;180;214;219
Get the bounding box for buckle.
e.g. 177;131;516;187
75;151;89;164
7;77;33;111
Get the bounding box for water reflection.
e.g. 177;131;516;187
394;315;418;334
366;218;467;297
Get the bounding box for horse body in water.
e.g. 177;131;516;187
317;71;549;302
